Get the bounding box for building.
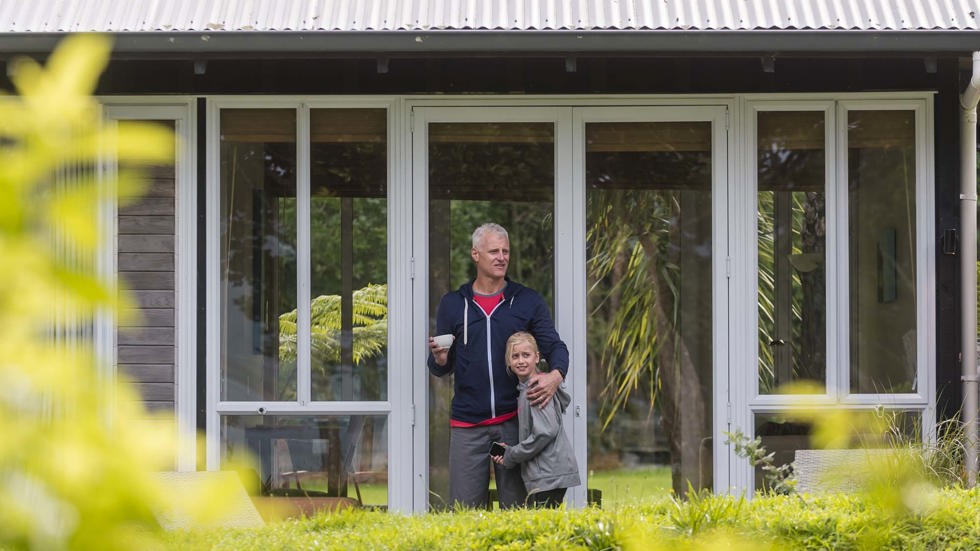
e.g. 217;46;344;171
2;0;979;511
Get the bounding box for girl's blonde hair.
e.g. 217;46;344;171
505;331;539;373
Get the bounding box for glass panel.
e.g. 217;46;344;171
220;109;297;401
753;410;921;492
757;111;827;394
427;121;555;510
309;109;388;401
585;121;712;499
753;414;811;492
848;110;917;394
222;414;388;508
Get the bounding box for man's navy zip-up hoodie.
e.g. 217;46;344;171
427;278;570;425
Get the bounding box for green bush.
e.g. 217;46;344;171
162;487;980;550
1;34;239;550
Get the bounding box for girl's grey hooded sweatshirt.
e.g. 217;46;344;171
501;380;581;495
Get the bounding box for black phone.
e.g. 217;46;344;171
489;442;506;456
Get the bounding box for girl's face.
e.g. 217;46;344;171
508;341;540;381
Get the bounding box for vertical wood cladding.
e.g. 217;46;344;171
117;131;177;414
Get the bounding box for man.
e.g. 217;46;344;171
427;222;570;509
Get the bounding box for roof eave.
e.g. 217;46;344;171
1;30;979;58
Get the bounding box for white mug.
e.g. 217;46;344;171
432;334;455;349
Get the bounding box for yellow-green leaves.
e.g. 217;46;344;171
0;34;232;551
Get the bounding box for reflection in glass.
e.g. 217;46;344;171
219;108;389;403
426;122;554;510
753;410;921;491
222;414;388;507
848;111;916;394
753;414;811;492
757;111;827;394
585;121;713;499
220;109;297;401
308;109;388;402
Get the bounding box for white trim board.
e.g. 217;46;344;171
102;98;198;472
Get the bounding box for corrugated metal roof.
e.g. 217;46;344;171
1;0;978;33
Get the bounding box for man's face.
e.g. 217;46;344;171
471;232;510;280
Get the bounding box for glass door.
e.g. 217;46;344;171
412;104;729;508
411;107;571;510
574;107;729;502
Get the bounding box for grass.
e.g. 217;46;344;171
588;465;673;508
280;465;674;513
351;482;387;508
320;465;674;510
163;440;980;549
162;486;980;550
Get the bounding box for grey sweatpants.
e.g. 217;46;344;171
449;417;527;509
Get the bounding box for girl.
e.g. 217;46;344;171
490;332;580;507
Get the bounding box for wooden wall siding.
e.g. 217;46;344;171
118;215;174;234
120;363;174;382
119;308;174;327
116;140;178;414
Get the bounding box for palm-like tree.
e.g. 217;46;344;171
277;283;388;402
588;185;712;495
279;282;387;365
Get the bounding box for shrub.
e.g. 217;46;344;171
0;34;235;550
162;488;980;550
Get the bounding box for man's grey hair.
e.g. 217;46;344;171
471;223;509;249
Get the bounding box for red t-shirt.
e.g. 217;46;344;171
473;291;503;315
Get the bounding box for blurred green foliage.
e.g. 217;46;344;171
162;486;980;550
171;397;979;548
0;34;236;550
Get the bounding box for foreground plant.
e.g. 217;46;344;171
161;487;980;550
725;430;795;495
0;34;234;550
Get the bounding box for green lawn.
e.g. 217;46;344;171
587;465;673;508
330;466;671;509
334;465;674;510
352;482;387;508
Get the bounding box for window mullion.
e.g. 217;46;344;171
831;102;848;402
297;104;312;405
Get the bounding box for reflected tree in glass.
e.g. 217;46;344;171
586;122;713;496
278;283;388;399
757;111;827;394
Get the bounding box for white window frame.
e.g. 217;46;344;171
100;98;198;472
836;99;935;413
204;97;414;511
198;92;937;509
408;99;734;506
408;105;575;508
570;105;733;495
732;93;936;493
741;99;839;411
